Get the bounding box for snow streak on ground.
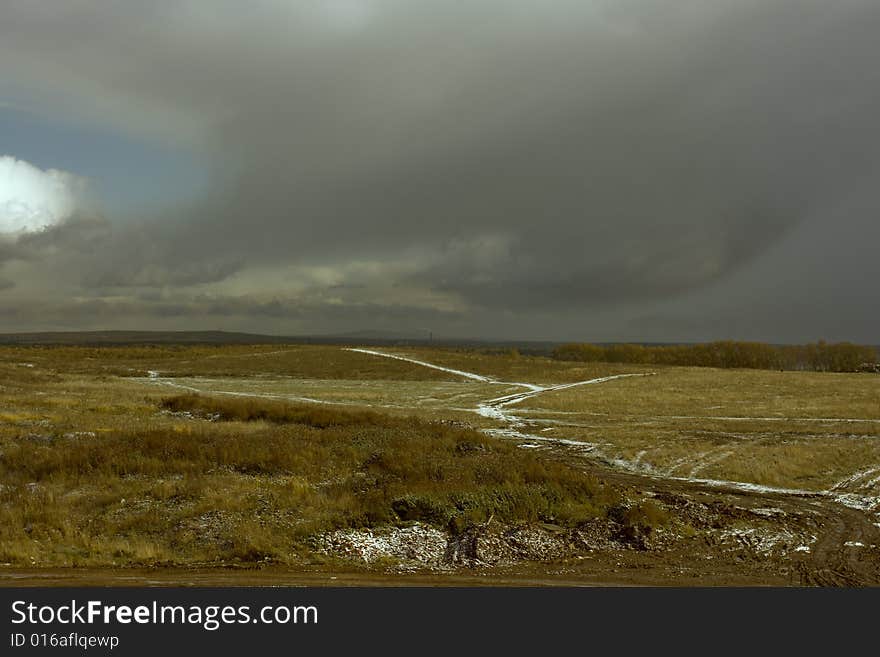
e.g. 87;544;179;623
832;467;880;491
145;376;346;407
716;526;816;556
476;373;654;425
345;348;502;384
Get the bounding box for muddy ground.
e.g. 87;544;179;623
5;450;877;587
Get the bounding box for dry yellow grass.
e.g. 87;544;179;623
0;347;621;567
528;367;880;419
0;344;458;380
514;367;880;490
2;343;878;568
390;347;648;384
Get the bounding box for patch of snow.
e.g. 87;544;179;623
141;376;352;407
62;431;96;439
316;523;448;565
716;526;811;556
831;466;880;491
831;492;880;512
482;427;597;451
670;475;817;497
475;403;515;423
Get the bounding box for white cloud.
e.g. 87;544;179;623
0;155;86;234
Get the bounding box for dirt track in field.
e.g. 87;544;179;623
585;455;880;585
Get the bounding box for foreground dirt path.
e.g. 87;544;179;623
0;568;632;588
800;503;880;586
577;453;880;585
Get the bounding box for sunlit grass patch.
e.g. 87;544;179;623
0;388;619;567
517;366;880;490
528;367;880;419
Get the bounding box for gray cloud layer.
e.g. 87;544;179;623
1;1;878;340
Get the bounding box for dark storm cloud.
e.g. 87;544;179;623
1;1;879;338
0;241;18;266
0;215;107;267
0;294;458;332
16;215;111;253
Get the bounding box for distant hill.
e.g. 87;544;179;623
5;330;860;356
329;329;433;341
0;329;561;353
0;330;293;346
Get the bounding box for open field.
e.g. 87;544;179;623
516;367;880;491
1;344;879;585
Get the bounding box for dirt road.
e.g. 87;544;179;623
581;453;880;585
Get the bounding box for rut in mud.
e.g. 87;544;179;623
581;452;880;586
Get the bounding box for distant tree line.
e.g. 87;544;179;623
552;340;879;372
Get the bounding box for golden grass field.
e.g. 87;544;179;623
516;366;880;489
1;344;878;571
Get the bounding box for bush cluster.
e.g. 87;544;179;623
553;340;877;372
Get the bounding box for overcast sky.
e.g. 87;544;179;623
1;1;878;342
